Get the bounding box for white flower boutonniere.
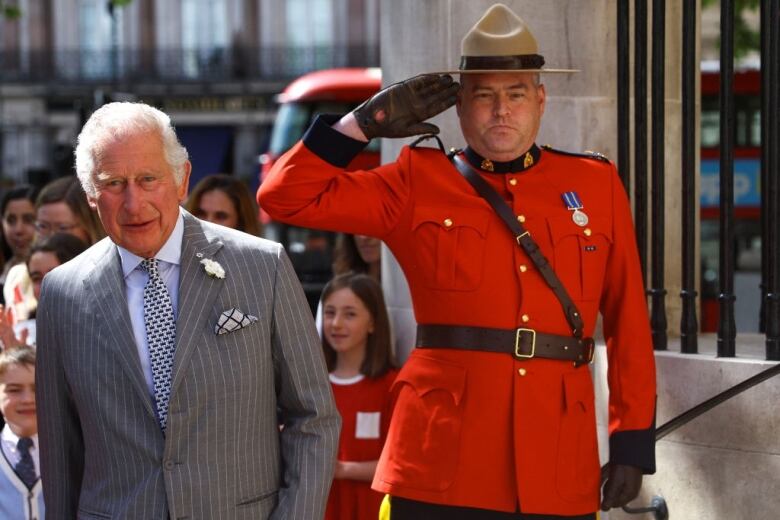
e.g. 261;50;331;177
200;258;225;279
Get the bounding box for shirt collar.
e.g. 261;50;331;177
118;208;185;277
463;144;541;174
1;424;38;449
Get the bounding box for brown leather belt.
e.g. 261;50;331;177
416;324;595;365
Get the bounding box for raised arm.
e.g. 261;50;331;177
257;74;459;238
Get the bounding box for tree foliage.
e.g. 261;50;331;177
1;2;22;19
703;0;761;59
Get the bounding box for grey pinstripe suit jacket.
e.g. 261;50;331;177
36;212;340;519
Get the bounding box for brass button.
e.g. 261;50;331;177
521;314;530;323
517;368;527;376
517;215;526;223
509;178;518;186
584;228;592;236
519;265;528;273
443;218;453;228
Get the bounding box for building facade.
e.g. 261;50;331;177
0;0;379;188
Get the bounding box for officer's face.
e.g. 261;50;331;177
457;73;545;162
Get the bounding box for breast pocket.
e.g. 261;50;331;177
547;215;613;301
412;205;490;291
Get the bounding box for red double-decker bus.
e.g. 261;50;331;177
699;61;761;332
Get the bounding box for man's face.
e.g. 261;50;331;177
457;72;546;162
0;364;37;438
87;131;190;258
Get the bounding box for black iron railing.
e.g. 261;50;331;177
763;0;780;360
680;0;699;353
634;0;649;286
650;0;668;351
617;0;779;361
0;45;380;84
718;0;738;357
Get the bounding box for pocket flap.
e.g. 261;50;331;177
392;355;466;405
547;214;613;245
562;370;594;413
412;205;490;238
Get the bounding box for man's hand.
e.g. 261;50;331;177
601;463;643;511
353;74;460;139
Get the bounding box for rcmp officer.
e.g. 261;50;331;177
259;4;656;519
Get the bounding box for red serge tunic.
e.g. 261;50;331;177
326;370;398;520
259;116;657;516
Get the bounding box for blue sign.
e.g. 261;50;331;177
700;158;760;208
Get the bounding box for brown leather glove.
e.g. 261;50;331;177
353;74;460;139
600;463;643;511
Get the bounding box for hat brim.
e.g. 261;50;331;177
432;68;579;75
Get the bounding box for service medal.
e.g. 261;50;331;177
572;209;589;226
561;191;589;227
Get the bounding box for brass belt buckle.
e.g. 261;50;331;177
514;328;536;359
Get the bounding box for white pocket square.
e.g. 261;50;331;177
214;308;258;335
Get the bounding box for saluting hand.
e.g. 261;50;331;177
353;74;460;139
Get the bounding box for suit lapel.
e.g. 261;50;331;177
169;213;224;398
85;242;156;418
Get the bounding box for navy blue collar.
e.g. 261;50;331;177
463;144;541;173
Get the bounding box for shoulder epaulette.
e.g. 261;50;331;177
541;144;612;164
410;134;447;155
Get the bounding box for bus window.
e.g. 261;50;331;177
699;65;761;332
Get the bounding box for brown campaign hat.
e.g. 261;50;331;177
438;3;577;74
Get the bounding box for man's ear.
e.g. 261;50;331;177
177;161;192;202
537;84;546;117
87;193;98;210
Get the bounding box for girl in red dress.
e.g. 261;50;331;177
322;273;398;520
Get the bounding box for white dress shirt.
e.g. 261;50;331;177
0;425;39;477
117;211;184;396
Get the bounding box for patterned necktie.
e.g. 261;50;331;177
15;437;36;488
140;258;177;432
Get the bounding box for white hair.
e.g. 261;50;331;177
74;102;189;196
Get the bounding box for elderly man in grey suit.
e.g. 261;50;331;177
35;101;340;519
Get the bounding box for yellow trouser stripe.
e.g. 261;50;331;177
379;494;391;520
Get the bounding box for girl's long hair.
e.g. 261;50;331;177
321;273;395;378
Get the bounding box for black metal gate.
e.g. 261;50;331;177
617;0;780;361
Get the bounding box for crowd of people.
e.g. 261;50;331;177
0;4;657;520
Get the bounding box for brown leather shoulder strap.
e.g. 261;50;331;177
451;154;584;338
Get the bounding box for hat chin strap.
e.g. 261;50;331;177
459;54;545;71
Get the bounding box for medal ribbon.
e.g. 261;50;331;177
561;191;583;210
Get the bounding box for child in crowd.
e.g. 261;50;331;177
0;233;88;350
321;273;397;520
0;346;44;519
